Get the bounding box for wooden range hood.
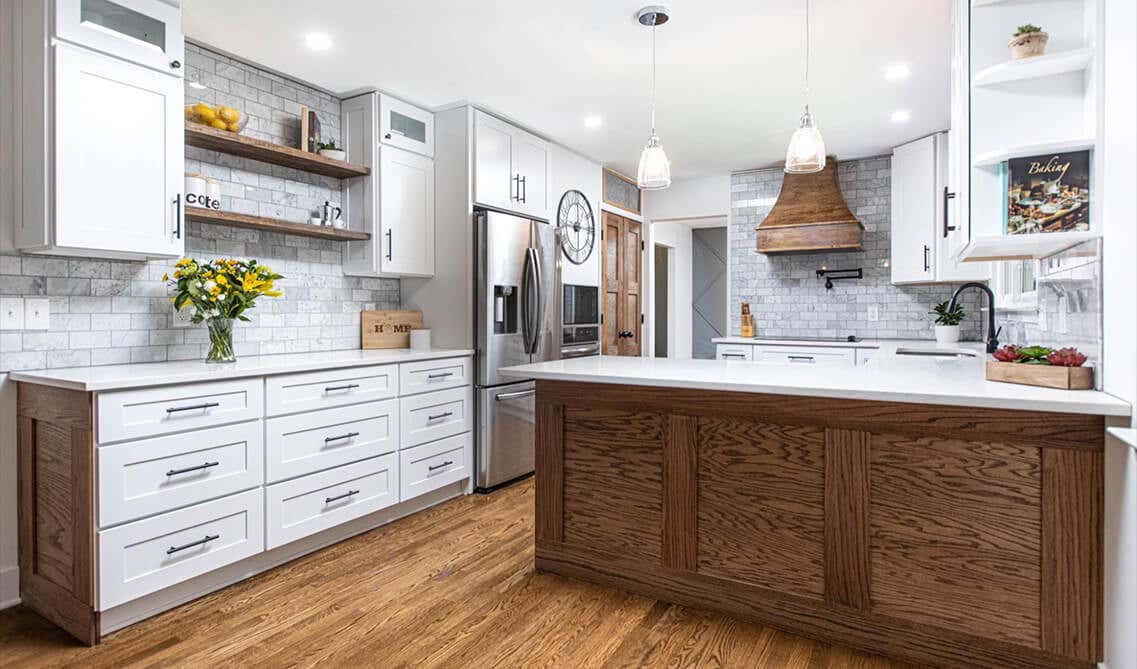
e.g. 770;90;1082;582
755;157;864;254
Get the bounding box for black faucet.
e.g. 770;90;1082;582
946;282;1001;353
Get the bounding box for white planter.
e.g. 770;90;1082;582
935;325;961;345
319;149;346;161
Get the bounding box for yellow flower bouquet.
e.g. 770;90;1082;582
164;258;283;363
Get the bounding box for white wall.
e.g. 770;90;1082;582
643;175;731;221
648;222;693;359
549;146;602;287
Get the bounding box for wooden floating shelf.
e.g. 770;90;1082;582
184;206;370;241
972;137;1095;167
184;122;370;179
972;48;1093;87
957;231;1099;262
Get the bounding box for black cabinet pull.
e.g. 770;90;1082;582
166;461;219;476
788;355;815;363
385;229;393;261
722;353;746;359
174;193;182;239
923;244;930;272
167;534;219;555
427;411;453;422
166;401;219;414
943;186;957;238
520;175;527;203
428;461;454;472
325;489;359;504
427;372;453;379
324;431;360;443
324;383;360;392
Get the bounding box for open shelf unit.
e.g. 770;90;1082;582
972;47;1093;87
973;137;1096;167
184;207;370;242
184;122;370;179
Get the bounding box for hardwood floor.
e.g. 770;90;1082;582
0;479;911;668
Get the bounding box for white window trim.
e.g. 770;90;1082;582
992;259;1040;314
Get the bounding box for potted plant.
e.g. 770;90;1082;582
1008;24;1048;60
317;140;346;161
165;258;283;363
930;301;965;345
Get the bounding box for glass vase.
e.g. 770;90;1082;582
205;318;236;363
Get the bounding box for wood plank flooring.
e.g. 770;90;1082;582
0;479;912;668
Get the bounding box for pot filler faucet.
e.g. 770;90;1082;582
946;282;1001;354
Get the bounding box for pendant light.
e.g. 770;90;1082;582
785;0;826;174
636;6;671;190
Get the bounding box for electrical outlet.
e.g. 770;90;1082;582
172;303;193;328
866;304;880;322
0;298;24;330
24;298;50;330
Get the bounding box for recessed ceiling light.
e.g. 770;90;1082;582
305;32;333;51
890;110;912;123
884;63;910;81
584;115;603;129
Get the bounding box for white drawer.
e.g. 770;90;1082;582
97;379;263;444
399;357;471;396
400;433;470;501
98;488;264;610
265;365;397;417
399;386;472;448
716;344;754;361
265;399;399;483
754;346;856;365
265;454;399;550
98;421;264;528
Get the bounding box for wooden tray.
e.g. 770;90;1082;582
985;361;1093;390
361;310;423;349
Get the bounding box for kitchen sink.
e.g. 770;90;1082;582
895;347;980;358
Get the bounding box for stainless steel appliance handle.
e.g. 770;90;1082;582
495;388;536;401
529;247;543;355
560;344;599;357
521;247;538;354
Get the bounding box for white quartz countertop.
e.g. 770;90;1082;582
712;336;947;350
500;353;1131;417
8;348;474;392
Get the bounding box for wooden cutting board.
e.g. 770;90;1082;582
361;310;423;349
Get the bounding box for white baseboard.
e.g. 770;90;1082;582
0;565;19;609
100;481;466;634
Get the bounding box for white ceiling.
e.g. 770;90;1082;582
183;0;952;180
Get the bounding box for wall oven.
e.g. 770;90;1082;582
561;284;599;359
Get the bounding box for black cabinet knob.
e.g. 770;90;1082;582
170;60;182;69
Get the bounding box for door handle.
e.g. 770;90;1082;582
385;229;393;261
923;244;930;272
495;388;536;401
943;186;957;238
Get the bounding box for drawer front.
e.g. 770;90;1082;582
716;344;753;361
265;365;397;417
97;379;263;444
399;357;471;396
98;488;264;610
98;421;264;527
400;433;470;501
265;399;399;483
400;386;472;448
265;454;399;550
754;346;856;365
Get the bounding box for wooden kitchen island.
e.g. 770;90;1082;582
512;357;1129;669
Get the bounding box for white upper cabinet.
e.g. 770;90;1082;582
473;110;549;220
379;93;434;158
342;93;435;278
891;133;988;285
54;0;184;76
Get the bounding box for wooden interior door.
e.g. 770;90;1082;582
601;212;643;356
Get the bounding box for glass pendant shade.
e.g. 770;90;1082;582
637;132;672;190
784;106;826;174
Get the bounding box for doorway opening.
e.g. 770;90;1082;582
654;244;670;357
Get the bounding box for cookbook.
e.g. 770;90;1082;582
1005;150;1090;235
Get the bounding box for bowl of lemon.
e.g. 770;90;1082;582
185;103;245;133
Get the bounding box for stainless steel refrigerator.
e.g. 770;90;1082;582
474;208;556;491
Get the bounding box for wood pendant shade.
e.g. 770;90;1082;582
756;157;864;254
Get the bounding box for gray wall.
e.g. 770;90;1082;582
0;44;399;373
730;158;981;340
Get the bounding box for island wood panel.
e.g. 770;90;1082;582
1040;448;1103;662
561;407;663;563
534;403;564;544
662;415;697;571
824;428;871;610
17;383;99;645
533;380;1104;669
696;417;826;599
868;433;1042;647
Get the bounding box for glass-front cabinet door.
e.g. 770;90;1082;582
379;93;435;158
54;0;184;76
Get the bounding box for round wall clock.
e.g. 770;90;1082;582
557;190;595;265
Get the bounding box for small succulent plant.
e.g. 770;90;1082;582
992;345;1022;363
992;344;1086;367
1046;347;1088;367
1015;24;1043;36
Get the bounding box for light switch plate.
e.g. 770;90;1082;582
867;304;880;322
0;298;24;330
24;298;50;330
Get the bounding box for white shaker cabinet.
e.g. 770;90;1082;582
342;92;436;277
379;93;434;158
473;110;549;220
54;0;185;76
